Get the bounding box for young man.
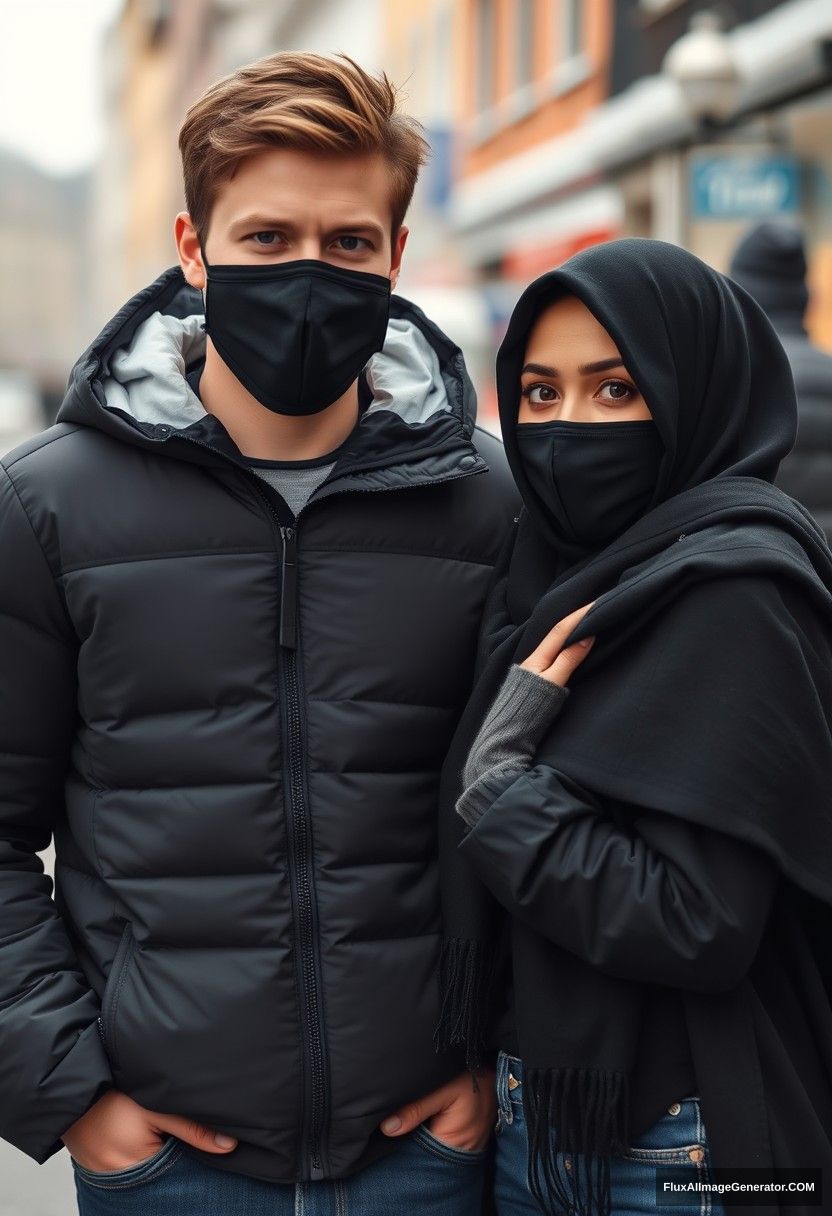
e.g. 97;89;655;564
0;52;517;1213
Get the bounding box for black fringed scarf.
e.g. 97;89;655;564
435;239;832;1216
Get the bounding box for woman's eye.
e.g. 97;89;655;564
524;383;558;405
334;235;371;252
597;380;635;403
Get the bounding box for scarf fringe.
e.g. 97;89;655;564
433;936;496;1073
524;1065;630;1216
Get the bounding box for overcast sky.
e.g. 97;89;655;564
1;0;122;177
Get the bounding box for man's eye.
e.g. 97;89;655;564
250;232;279;246
335;235;370;252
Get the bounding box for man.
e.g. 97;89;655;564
729;220;832;543
0;52;517;1212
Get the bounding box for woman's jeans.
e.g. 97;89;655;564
494;1052;726;1215
72;1122;487;1215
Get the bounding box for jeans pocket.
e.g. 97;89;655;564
413;1124;489;1165
620;1097;707;1165
495;1051;523;1136
71;1135;182;1189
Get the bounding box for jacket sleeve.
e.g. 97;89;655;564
0;464;114;1163
457;761;778;993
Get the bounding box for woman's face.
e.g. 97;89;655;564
518;294;652;425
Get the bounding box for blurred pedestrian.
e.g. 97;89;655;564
730;220;832;543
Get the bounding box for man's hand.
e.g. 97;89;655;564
61;1088;238;1172
520;601;596;686
379;1068;497;1151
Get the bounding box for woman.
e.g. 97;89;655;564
435;239;832;1216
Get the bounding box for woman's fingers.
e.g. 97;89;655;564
545;636;595;686
520;601;596;674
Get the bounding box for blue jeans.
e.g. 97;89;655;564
72;1123;487;1215
494;1052;726;1215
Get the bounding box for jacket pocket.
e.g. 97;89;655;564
98;919;137;1072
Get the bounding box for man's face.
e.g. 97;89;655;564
177;147;408;289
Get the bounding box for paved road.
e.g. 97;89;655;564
2;844;79;1216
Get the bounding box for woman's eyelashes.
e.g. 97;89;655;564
597;380;638;403
520;379;640;410
247;231;374;254
521;382;558;406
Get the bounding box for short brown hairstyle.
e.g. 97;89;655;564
178;51;430;245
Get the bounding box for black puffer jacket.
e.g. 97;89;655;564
772;320;832;543
0;265;518;1182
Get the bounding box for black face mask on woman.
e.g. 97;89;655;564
200;250;392;416
516;419;664;549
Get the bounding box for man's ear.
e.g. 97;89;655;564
175;212;206;289
390;225;409;291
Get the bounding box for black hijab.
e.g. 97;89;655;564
435;239;832;1215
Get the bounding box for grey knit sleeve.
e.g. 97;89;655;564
455;664;569;829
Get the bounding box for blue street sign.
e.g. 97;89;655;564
691;155;800;220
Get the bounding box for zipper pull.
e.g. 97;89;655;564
279;526;298;650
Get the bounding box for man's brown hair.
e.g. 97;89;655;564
178;51;430;245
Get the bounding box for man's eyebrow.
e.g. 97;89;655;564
229;214;297;232
229;214;386;239
328;219;387;239
520;358;625;376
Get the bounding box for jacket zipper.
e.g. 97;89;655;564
147;426;485;1178
281;619;327;1176
97;919;135;1069
165;432;328;1175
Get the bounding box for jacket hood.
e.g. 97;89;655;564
728;220;809;333
57;264;484;480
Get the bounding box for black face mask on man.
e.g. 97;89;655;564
516;419;665;549
200;249;392;416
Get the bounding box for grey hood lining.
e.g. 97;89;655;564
100;309;453;433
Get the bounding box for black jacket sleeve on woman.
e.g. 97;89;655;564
458;763;779;993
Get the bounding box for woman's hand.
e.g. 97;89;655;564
379;1067;497;1151
520;601;596;686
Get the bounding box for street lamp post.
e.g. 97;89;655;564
651;10;743;250
662;9;742;128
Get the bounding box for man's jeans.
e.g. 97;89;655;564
72;1124;486;1215
494;1051;726;1215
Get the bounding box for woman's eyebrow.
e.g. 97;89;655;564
521;357;626;377
579;357;625;374
521;362;559;376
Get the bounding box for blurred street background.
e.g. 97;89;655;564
1;1;832;1212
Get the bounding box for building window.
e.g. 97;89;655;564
476;0;497;112
515;0;536;89
562;0;583;61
